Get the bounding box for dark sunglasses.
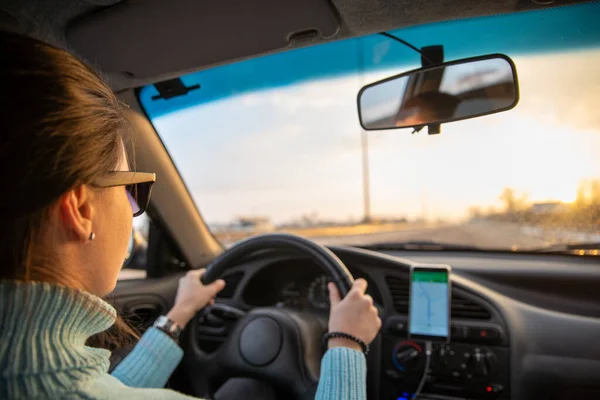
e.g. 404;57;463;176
93;172;156;217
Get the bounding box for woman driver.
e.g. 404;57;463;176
0;31;381;399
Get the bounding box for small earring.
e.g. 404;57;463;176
89;232;96;242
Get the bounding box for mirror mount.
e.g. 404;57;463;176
421;45;444;135
421;45;444;67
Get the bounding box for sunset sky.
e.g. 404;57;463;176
149;48;600;224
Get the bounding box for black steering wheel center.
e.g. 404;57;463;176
239;317;283;366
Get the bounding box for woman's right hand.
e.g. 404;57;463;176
327;279;382;351
166;269;226;329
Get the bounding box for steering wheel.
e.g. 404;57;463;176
182;233;355;399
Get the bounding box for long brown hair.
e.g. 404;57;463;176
0;31;138;348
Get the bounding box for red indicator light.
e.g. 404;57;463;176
481;330;487;337
486;386;493;393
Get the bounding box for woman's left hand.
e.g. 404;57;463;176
166;269;226;328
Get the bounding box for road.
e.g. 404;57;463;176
314;220;598;250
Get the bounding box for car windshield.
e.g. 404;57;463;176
139;2;600;251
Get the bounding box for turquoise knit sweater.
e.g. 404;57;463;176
0;281;366;399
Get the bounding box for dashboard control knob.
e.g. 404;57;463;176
431;345;448;372
392;341;423;373
467;348;496;378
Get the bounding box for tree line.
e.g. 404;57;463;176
468;180;600;232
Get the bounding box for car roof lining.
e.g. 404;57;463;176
1;0;592;91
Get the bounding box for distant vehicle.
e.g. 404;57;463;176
236;217;275;233
529;201;568;215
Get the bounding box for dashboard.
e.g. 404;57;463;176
241;259;383;311
197;246;600;400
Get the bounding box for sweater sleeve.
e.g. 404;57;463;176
111;327;184;388
315;347;367;400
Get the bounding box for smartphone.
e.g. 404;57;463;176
408;265;451;342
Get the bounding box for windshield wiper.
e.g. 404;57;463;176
528;241;600;254
359;240;489;252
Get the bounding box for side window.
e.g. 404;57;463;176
118;214;150;280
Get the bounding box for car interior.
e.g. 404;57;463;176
2;0;600;399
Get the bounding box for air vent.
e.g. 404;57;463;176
217;271;244;298
385;275;491;320
385;275;410;314
451;294;491;320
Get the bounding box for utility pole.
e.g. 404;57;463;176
361;128;371;223
357;37;371;223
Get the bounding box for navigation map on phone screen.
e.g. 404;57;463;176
409;269;450;339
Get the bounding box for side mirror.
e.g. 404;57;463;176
357;54;519;131
123;229;148;269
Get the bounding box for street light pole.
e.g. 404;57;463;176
357;37;371;223
361;128;371;223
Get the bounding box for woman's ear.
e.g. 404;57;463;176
58;185;95;243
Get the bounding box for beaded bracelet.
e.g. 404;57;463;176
322;331;370;356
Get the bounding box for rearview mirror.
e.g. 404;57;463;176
357;54;519;131
123;229;148;269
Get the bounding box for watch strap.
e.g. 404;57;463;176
153;315;183;341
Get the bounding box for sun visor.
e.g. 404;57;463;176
66;0;340;80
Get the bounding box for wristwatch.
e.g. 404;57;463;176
153;315;183;341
